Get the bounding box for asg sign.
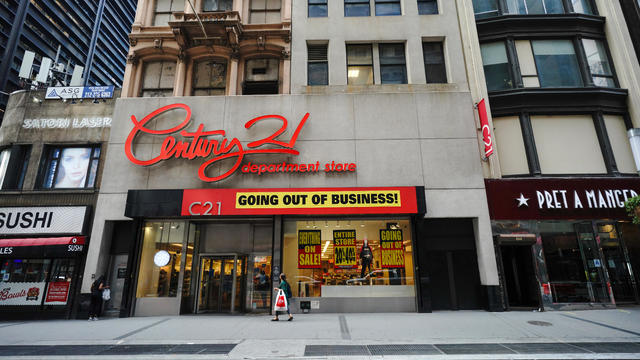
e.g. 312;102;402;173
125;104;356;182
0;207;87;235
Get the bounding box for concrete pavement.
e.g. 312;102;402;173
0;308;639;359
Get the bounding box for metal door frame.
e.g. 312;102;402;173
195;253;245;314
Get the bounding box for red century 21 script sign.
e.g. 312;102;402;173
124;104;309;182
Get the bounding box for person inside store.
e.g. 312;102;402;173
89;275;109;321
360;240;374;278
55;148;91;188
258;269;269;308
272;273;293;321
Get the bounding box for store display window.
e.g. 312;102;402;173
136;221;185;298
282;218;415;299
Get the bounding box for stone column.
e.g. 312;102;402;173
174;53;188;96
228;54;239;95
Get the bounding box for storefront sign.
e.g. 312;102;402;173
22;117;112;129
124;104;356;182
183;187;421;216
45;86;114;99
298;230;321;269
0;237;85;258
333;230;357;269
477;99;494;158
380;229;404;268
486;179;640;220
0;207;86;235
44;282;70;304
0;282;45;305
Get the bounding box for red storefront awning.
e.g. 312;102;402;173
0;236;85;247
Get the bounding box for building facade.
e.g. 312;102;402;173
0;0;136;120
81;0;503;317
0;90;116;319
459;0;640;310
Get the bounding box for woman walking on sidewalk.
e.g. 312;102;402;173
272;273;293;321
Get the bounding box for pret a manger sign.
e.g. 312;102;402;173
124;104;356;182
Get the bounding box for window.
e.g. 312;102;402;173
136;221;185;298
473;0;499;18
282;219;415;299
308;43;328;85
375;0;401;16
308;0;328;17
346;44;374;85
243;58;279;94
423;42;447;83
480;42;513;91
532;40;582;87
418;0;438;14
141;61;176;97
250;0;281;24
154;0;181;26
505;0;564;14
41;146;101;189
379;43;407;84
345;0;370;16
193;60;227;95
570;0;594;14
0;145;30;190
582;39;615;87
203;0;232;11
531;115;606;174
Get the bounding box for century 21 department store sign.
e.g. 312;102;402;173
124;104;357;182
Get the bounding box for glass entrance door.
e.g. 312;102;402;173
598;223;638;303
197;255;245;313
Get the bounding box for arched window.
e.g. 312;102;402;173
141;60;176;97
243;58;279;94
193;60;227;95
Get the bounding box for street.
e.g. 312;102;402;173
1;308;640;359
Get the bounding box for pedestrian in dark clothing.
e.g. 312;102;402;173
89;276;108;321
272;273;293;321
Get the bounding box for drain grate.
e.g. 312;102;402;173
368;344;441;355
304;345;370;356
0;344;236;356
527;320;553;326
435;343;516;355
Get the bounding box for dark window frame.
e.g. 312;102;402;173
378;43;407;84
38;144;101;190
307;43;329;86
472;0;597;17
140;60;176;97
249;0;282;24
308;0;328;17
0;145;31;191
417;0;439;14
375;0;401;16
346;43;374;85
192;59;228;95
422;41;447;83
344;0;371;17
202;0;233;12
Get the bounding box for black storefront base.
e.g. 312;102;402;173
484;285;503;312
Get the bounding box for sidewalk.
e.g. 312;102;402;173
0;309;639;359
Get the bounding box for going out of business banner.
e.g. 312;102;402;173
333;230;357;269
298;230;321;269
183;187;422;216
380;229;405;268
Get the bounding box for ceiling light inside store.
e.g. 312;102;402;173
322;241;330;254
348;69;360;78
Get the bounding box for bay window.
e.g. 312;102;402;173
532;40;582;87
480;42;513;91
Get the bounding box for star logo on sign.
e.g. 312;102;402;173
516;193;529;207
